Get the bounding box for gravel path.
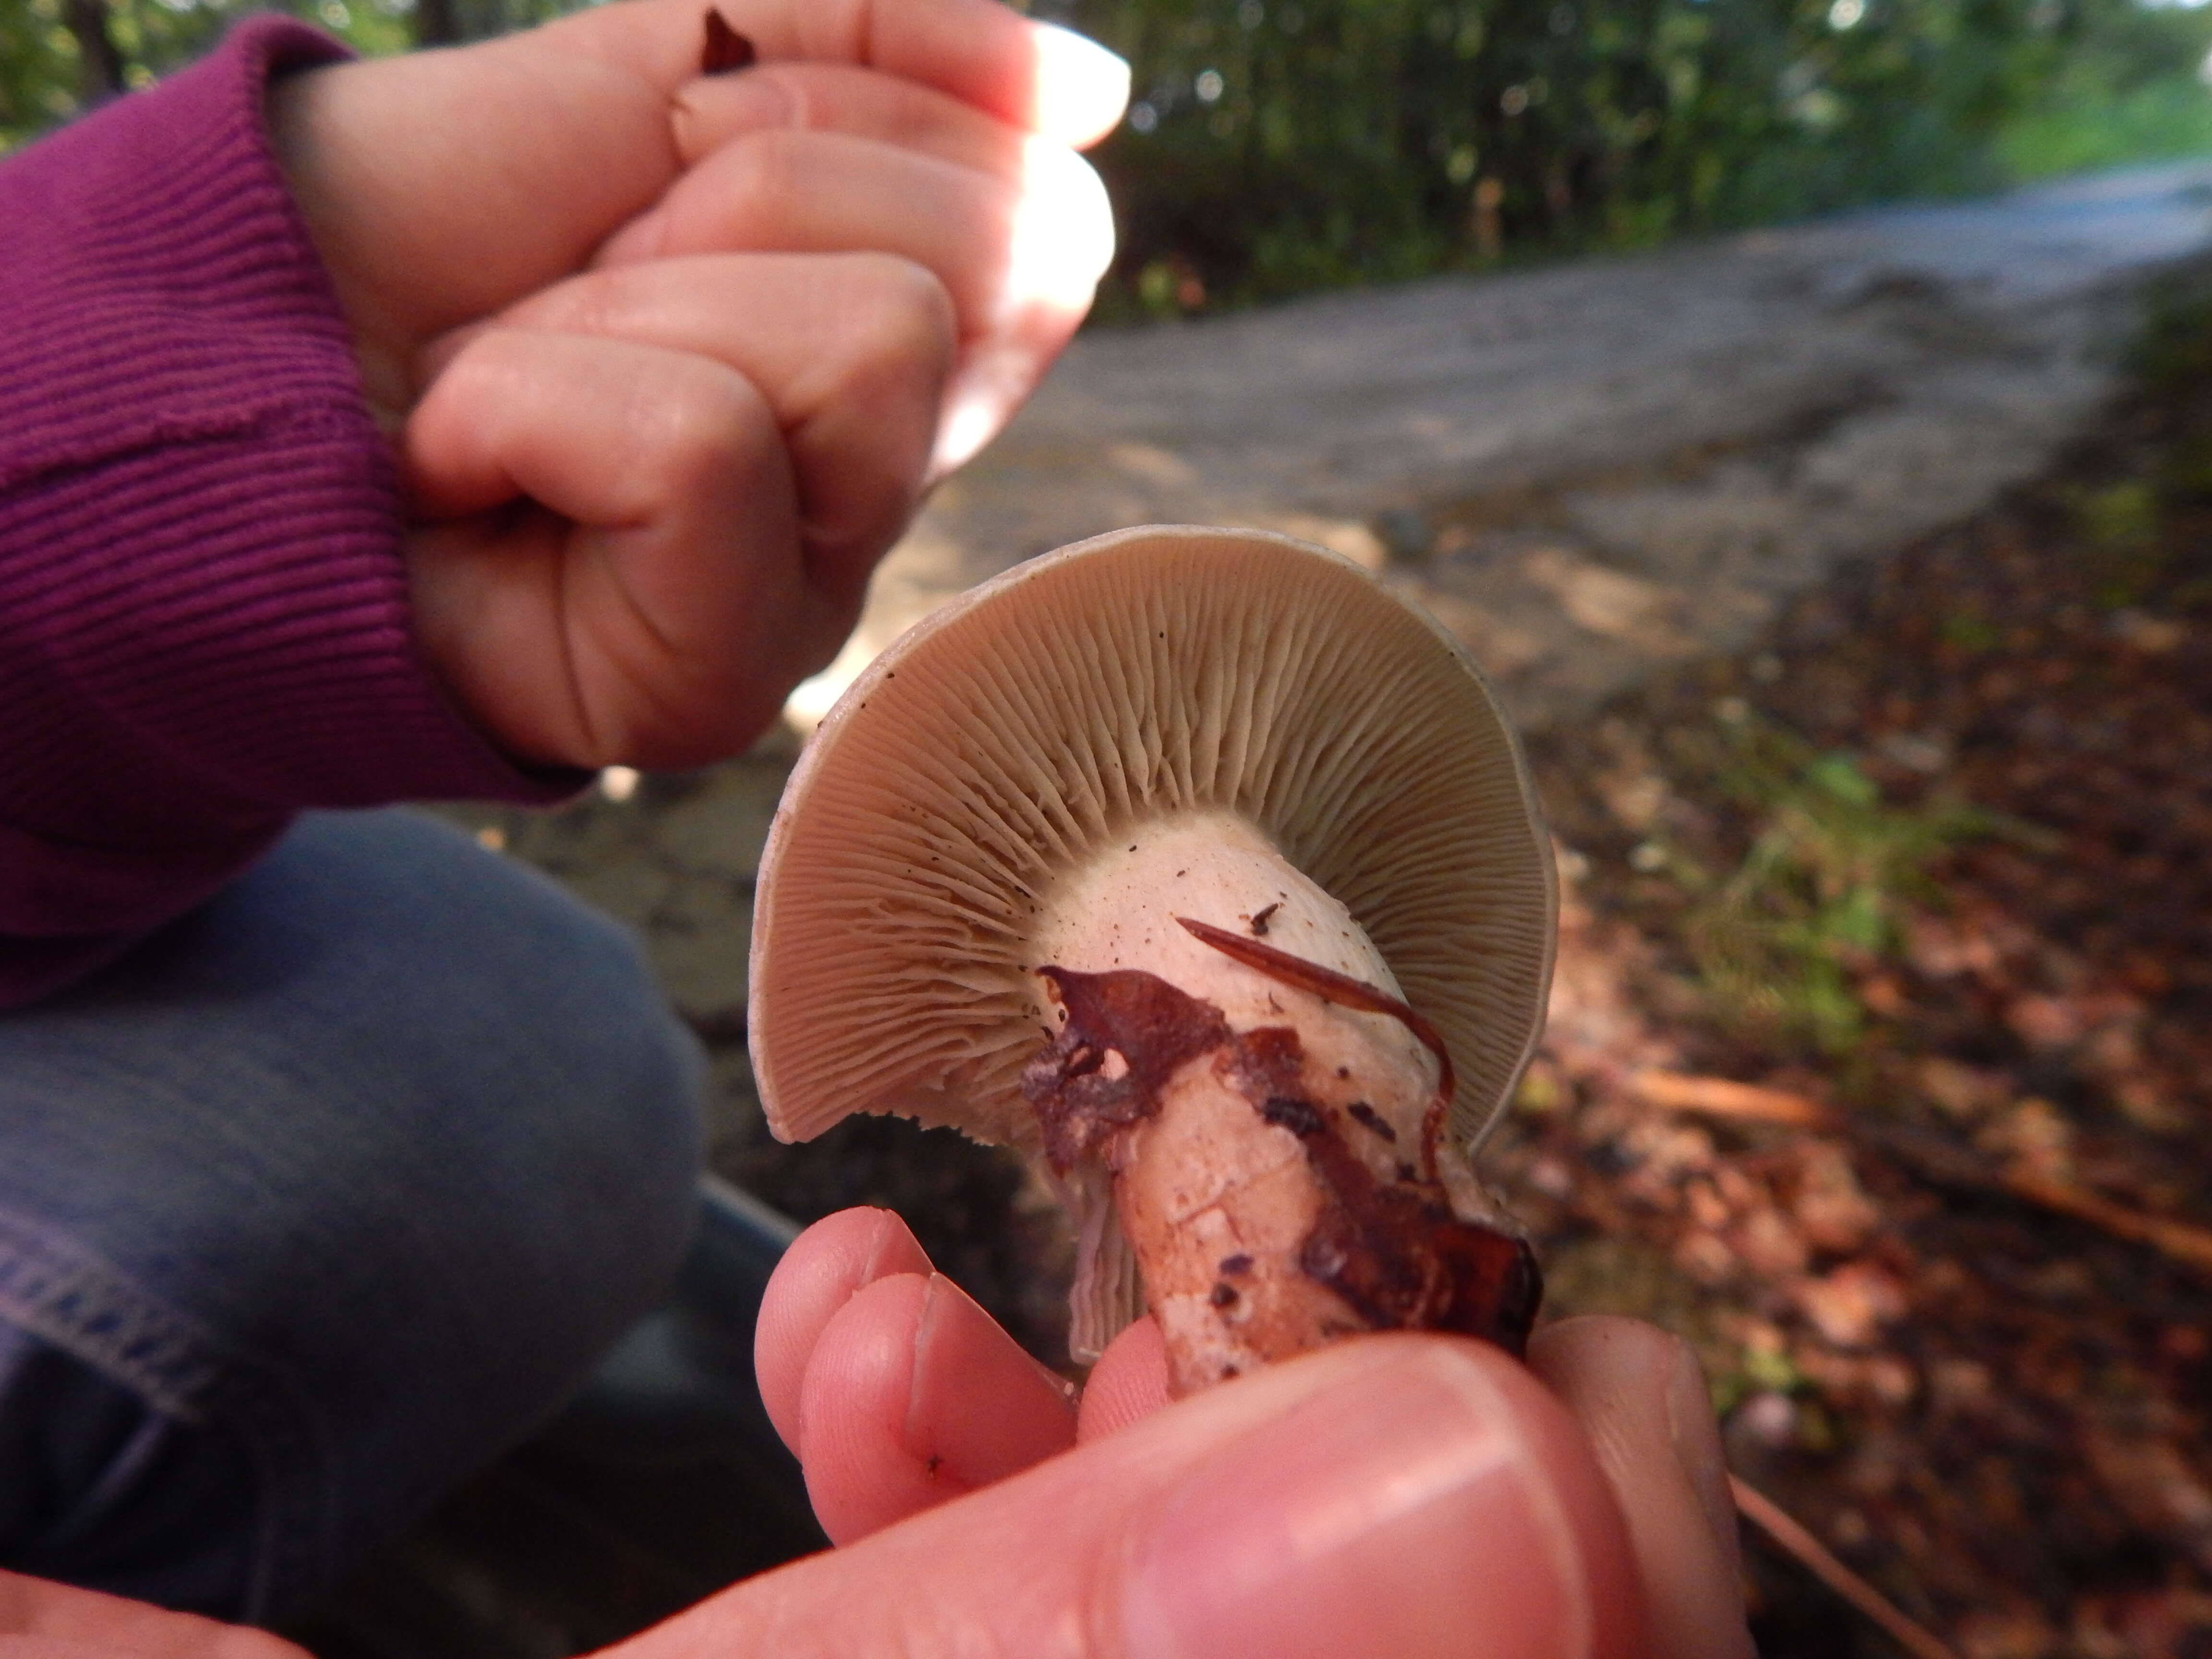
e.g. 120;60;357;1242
829;159;2212;732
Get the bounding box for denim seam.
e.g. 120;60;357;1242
0;1203;339;1618
0;1206;225;1416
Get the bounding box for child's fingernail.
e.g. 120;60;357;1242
1002;144;1115;313
672;72;797;163
690;72;795;132
1028;24;1130;145
1119;1351;1589;1659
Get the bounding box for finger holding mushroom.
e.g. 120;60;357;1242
750;525;1556;1396
746;1215;1758;1659
752;1206;1082;1544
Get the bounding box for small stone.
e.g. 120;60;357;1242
1731;1390;1797;1449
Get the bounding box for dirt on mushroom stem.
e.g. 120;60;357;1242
1014;813;1540;1395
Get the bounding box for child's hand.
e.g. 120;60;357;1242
272;0;1127;768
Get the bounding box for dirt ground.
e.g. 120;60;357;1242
437;274;2212;1659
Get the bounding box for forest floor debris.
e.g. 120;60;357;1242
1492;285;2212;1655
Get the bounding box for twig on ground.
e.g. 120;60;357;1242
1631;1072;2212;1278
1628;1070;1835;1128
1997;1166;2212;1278
1731;1474;1962;1659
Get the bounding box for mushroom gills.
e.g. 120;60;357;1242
1019;814;1540;1395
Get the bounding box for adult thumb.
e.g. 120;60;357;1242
607;1334;1645;1659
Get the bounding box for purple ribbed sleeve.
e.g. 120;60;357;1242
0;19;573;1005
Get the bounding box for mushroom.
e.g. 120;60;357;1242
749;525;1556;1395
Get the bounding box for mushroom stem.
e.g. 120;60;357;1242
1019;815;1539;1395
1174;916;1456;1184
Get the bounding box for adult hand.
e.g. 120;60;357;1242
271;0;1127;769
705;1206;1759;1659
0;1205;1751;1659
0;1571;305;1659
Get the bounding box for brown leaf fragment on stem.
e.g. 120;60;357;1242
1022;966;1231;1173
1295;1104;1539;1355
700;8;756;74
1178;915;1456;1179
1218;1021;1304;1104
1022;947;1538;1364
1302;1190;1542;1358
1215;1025;1541;1357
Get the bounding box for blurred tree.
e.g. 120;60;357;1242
2;0;82;141
1075;0;2212;313
62;0;124;98
1998;0;2212;176
4;0;416;144
5;0;2211;306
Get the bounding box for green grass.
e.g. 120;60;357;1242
1661;718;1996;1056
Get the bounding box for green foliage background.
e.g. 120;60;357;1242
1076;0;2212;312
0;0;395;144
6;0;2212;308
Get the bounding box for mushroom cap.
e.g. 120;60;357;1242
749;525;1556;1161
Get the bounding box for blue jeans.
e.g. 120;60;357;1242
0;809;706;1621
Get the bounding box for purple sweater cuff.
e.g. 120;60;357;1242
0;18;575;1004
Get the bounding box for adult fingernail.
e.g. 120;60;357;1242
1120;1349;1591;1659
858;1207;905;1285
1663;1341;1743;1582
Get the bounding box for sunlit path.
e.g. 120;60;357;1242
798;159;2212;730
